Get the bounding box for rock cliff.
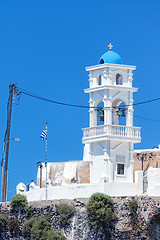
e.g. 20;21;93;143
1;196;160;239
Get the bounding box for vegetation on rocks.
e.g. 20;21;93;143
55;202;75;226
128;199;138;212
8;217;20;233
0;213;7;231
87;193;116;234
23;216;38;236
30;215;51;240
23;215;66;240
25;205;35;218
10;194;27;212
1;195;160;239
128;198;140;235
46;230;66;240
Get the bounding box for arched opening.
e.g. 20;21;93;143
97;101;104;126
97;75;102;86
116;74;123;85
99;58;104;64
112;99;126;126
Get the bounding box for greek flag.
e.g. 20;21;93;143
40;128;47;140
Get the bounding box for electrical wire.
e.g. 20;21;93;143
17;85;160;122
132;114;160;123
17;86;160;110
18;87;96;109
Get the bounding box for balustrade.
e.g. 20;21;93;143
83;124;141;140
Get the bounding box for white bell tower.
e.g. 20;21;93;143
82;44;141;184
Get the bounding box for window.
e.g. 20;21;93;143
116;74;122;85
117;163;124;175
97;75;102;85
100;59;104;64
97;101;104;125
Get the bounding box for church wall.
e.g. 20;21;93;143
22;181;142;202
90;142;107;183
110;141;133;183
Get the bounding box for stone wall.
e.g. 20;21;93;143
37;161;90;187
134;149;160;172
1;196;160;239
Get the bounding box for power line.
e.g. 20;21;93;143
17;85;160;123
133;114;160;123
125;112;160;123
17;86;160;110
18;87;96;109
133;97;160;106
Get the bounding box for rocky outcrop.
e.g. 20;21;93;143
1;196;160;239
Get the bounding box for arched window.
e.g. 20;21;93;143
97;75;102;85
100;59;104;64
112;100;126;126
117;102;126;125
116;74;123;85
97;101;104;126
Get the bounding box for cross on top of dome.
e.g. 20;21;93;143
99;43;121;64
108;43;113;50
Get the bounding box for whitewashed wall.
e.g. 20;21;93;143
19;173;143;202
147;167;160;196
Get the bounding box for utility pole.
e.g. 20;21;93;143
2;83;14;202
45;122;48;200
1;132;7;201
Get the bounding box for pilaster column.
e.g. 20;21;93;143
104;141;110;179
89;93;95;127
126;92;133;127
103;68;108;85
104;90;112;125
108;158;114;182
89;143;94;183
108;69;113;85
129;142;134;182
128;70;133;87
89;71;93;88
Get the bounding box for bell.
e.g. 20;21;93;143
98;108;104;117
100;116;104;121
98;108;104;121
121;110;126;117
117;108;122;116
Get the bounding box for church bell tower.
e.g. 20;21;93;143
82;44;141;184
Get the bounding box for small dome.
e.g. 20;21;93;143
99;50;122;64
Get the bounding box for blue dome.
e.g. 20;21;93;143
99;50;122;64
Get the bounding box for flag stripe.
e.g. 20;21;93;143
40;128;47;140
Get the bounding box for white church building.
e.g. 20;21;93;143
17;44;146;201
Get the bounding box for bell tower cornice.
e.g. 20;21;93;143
86;63;136;72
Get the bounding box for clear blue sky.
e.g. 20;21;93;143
0;0;160;201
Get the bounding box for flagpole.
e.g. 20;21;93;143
45;122;48;200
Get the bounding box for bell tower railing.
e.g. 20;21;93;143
82;124;141;142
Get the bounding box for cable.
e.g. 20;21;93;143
19;88;96;109
133;97;160;106
17;85;160;122
133;114;160;123
18;86;160;110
